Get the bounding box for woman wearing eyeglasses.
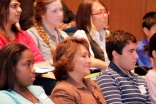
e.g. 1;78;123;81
74;0;110;70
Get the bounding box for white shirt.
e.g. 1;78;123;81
74;29;109;64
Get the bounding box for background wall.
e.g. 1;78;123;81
63;0;156;41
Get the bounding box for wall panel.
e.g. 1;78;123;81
63;0;156;40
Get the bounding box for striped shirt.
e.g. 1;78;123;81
96;62;151;104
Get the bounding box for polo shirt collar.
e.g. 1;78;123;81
109;62;136;78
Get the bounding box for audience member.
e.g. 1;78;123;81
137;11;156;68
50;37;107;104
96;30;151;104
19;0;76;34
0;43;54;104
74;0;109;70
0;0;56;95
0;0;44;64
27;0;68;65
145;33;156;104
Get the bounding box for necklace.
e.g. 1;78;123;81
13;88;41;104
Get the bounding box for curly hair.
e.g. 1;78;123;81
53;37;90;81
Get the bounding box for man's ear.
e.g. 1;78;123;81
112;50;119;59
143;27;149;36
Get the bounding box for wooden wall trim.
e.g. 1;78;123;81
63;0;156;41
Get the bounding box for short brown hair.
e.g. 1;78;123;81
142;11;156;30
53;37;90;81
106;30;137;61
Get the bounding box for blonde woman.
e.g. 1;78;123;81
27;0;68;65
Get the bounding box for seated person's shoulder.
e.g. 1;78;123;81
146;70;156;78
28;85;54;103
74;30;86;37
86;78;96;84
28;85;45;93
98;67;115;77
86;79;101;88
26;27;39;36
96;67;120;82
51;80;80;99
132;71;143;77
18;30;29;35
0;91;17;104
17;30;32;38
132;72;146;81
53;80;77;90
52;80;82;97
59;29;69;38
27;26;37;32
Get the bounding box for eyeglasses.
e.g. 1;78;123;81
92;9;110;16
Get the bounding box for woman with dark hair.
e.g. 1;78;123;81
0;0;56;95
0;43;54;104
0;0;44;64
50;37;106;104
27;0;68;65
74;0;109;70
145;33;156;104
